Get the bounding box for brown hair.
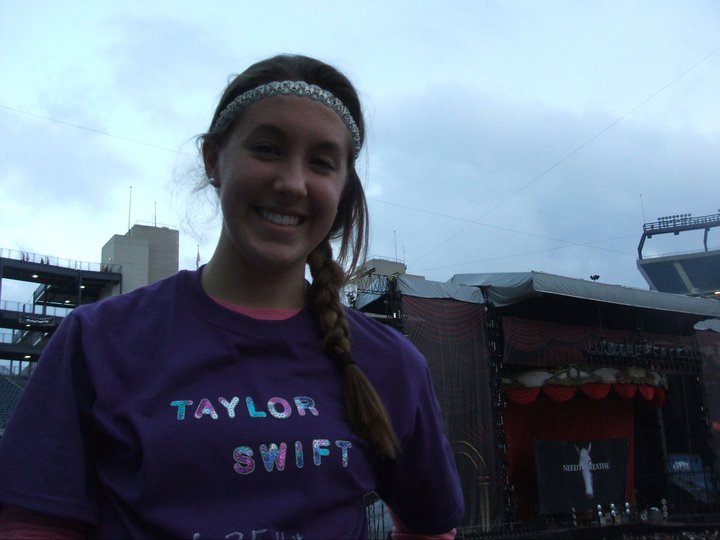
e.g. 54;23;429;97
200;54;399;459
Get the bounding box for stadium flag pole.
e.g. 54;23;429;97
128;186;132;232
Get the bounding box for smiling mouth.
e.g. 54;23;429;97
256;207;302;227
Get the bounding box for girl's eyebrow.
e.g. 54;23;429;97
245;123;286;139
312;140;346;156
246;123;348;156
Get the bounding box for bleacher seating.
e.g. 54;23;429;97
639;260;688;294
638;250;720;296
0;374;26;433
683;253;720;290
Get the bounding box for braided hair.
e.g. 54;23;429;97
200;54;399;459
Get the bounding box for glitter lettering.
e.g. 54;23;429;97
233;446;255;475
335;440;352;468
170;400;193;420
218;396;240;418
293;396;319;416
259;443;288;472
295;441;304;469
174;396;320;420
195;398;219;419
245;397;267;418
267;398;292;419
193;529;302;539
233;439;351;475
313;439;330;466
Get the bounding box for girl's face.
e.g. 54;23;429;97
205;95;351;278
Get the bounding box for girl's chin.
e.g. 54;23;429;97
243;251;309;275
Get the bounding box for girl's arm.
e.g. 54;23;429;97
390;508;456;540
0;505;86;540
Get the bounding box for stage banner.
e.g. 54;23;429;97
534;438;628;514
18;313;57;327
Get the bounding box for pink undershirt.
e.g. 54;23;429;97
209;295;302;320
0;296;455;540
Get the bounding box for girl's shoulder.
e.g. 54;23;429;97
344;306;428;380
71;270;195;323
344;307;416;350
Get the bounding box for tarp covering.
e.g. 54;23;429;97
396;274;485;303
400;295;497;529
450;271;720;316
354;273;484;310
696;319;720;332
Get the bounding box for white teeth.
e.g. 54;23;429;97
258;208;300;226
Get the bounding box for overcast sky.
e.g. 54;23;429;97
1;0;719;302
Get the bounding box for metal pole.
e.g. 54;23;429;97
128;186;132;232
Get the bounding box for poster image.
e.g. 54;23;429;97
534;438;628;514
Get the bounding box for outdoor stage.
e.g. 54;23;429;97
459;517;720;539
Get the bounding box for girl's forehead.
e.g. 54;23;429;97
233;95;353;149
241;95;346;124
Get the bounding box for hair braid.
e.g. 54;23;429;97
307;241;399;460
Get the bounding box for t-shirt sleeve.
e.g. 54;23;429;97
375;361;464;534
0;311;97;524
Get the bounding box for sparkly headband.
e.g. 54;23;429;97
212;80;362;158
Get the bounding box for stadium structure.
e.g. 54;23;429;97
0;224;178;434
637;211;720;298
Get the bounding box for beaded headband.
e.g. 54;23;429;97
212;80;362;159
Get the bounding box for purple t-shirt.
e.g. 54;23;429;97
0;270;463;539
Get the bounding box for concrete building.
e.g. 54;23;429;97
101;224;179;296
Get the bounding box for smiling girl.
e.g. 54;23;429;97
0;54;464;539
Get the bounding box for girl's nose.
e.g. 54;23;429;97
273;159;308;199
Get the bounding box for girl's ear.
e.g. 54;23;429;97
202;140;219;186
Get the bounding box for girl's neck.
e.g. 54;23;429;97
201;251;307;310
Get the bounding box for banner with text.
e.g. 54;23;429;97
534;438;628;514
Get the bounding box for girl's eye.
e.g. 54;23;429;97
311;157;336;171
250;143;278;156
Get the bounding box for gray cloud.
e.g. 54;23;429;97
1;0;718;294
363;85;719;286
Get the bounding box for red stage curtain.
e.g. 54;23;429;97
581;382;611;399
505;398;635;519
542;385;576;402
638;384;655;401
506;387;541;404
613;383;637;399
400;295;495;527
505;383;666;405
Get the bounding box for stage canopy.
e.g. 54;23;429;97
354;273;484;310
450;271;720;316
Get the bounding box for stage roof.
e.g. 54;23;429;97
355;270;720;319
449;271;720;317
354;274;484;310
